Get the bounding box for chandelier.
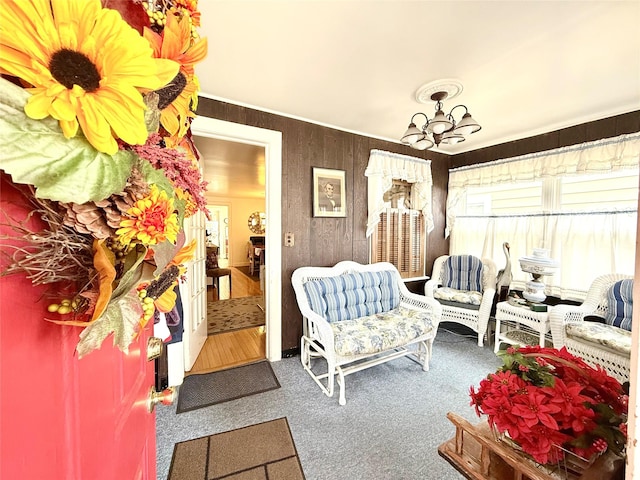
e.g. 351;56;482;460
400;91;481;150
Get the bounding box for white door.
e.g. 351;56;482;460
182;210;208;371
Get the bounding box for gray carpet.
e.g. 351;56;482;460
176;361;280;413
157;327;502;479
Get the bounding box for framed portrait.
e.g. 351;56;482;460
313;167;346;217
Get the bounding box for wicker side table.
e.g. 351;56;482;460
494;301;552;353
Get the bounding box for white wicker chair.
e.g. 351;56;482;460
424;255;497;347
549;273;633;383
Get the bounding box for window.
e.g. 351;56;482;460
464;170;638;216
365;150;434;279
447;133;640;298
370;181;425;278
559;170;639;211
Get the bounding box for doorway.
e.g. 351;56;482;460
190;116;282;364
192;149;266;374
206;205;229;260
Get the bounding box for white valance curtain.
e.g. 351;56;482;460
446;132;640;237
364;149;434;237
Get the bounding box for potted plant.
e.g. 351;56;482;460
470;346;628;467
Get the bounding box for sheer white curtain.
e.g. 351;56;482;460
450;211;636;300
364;149;434;237
447;133;640;299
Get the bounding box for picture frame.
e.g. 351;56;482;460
313;167;346;217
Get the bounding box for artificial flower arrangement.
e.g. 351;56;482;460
469;346;628;466
0;0;208;357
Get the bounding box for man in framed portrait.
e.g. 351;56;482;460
318;180;341;212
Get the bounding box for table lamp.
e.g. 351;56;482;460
518;248;559;303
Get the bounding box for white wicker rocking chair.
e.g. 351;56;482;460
549;273;633;384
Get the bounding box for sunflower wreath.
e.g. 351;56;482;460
0;0;209;357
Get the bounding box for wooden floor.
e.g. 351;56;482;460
187;264;266;376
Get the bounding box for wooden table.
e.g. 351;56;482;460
438;412;624;480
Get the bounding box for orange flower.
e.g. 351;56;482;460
144;11;207;140
145;12;208;78
116;184;179;245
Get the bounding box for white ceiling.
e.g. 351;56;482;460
194;1;640;197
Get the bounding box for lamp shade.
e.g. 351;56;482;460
519;248;559;276
411;136;434;150
401;123;423;144
426;109;453;135
453;112;481;136
440;131;465;145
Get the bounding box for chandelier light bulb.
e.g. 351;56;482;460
426;109;452;135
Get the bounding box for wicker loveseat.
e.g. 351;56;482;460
291;261;442;405
549;273;633;383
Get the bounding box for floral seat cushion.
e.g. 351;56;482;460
433;287;482;307
565;321;631;356
331;306;434;356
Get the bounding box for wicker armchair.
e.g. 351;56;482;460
424;255;497;347
549;273;633;383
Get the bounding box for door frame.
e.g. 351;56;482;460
191;116;283;362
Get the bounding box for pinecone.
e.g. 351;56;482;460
60;202;113;239
60;168;150;239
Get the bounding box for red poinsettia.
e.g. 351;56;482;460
470;346;627;465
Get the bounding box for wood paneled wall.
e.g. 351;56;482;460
197;97;638;351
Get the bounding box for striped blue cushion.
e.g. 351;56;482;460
605;279;633;331
303;271;400;323
442;255;484;293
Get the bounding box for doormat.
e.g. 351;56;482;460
176;361;280;413
207;296;265;335
168;417;305;480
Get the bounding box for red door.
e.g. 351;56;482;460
0;181;157;480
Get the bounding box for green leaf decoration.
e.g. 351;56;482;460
76;287;142;358
0;77;135;204
76;262;156;358
136;155;174;195
153;230;186;276
112;245;149;299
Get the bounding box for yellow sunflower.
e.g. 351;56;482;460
0;0;179;155
116;185;179;246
